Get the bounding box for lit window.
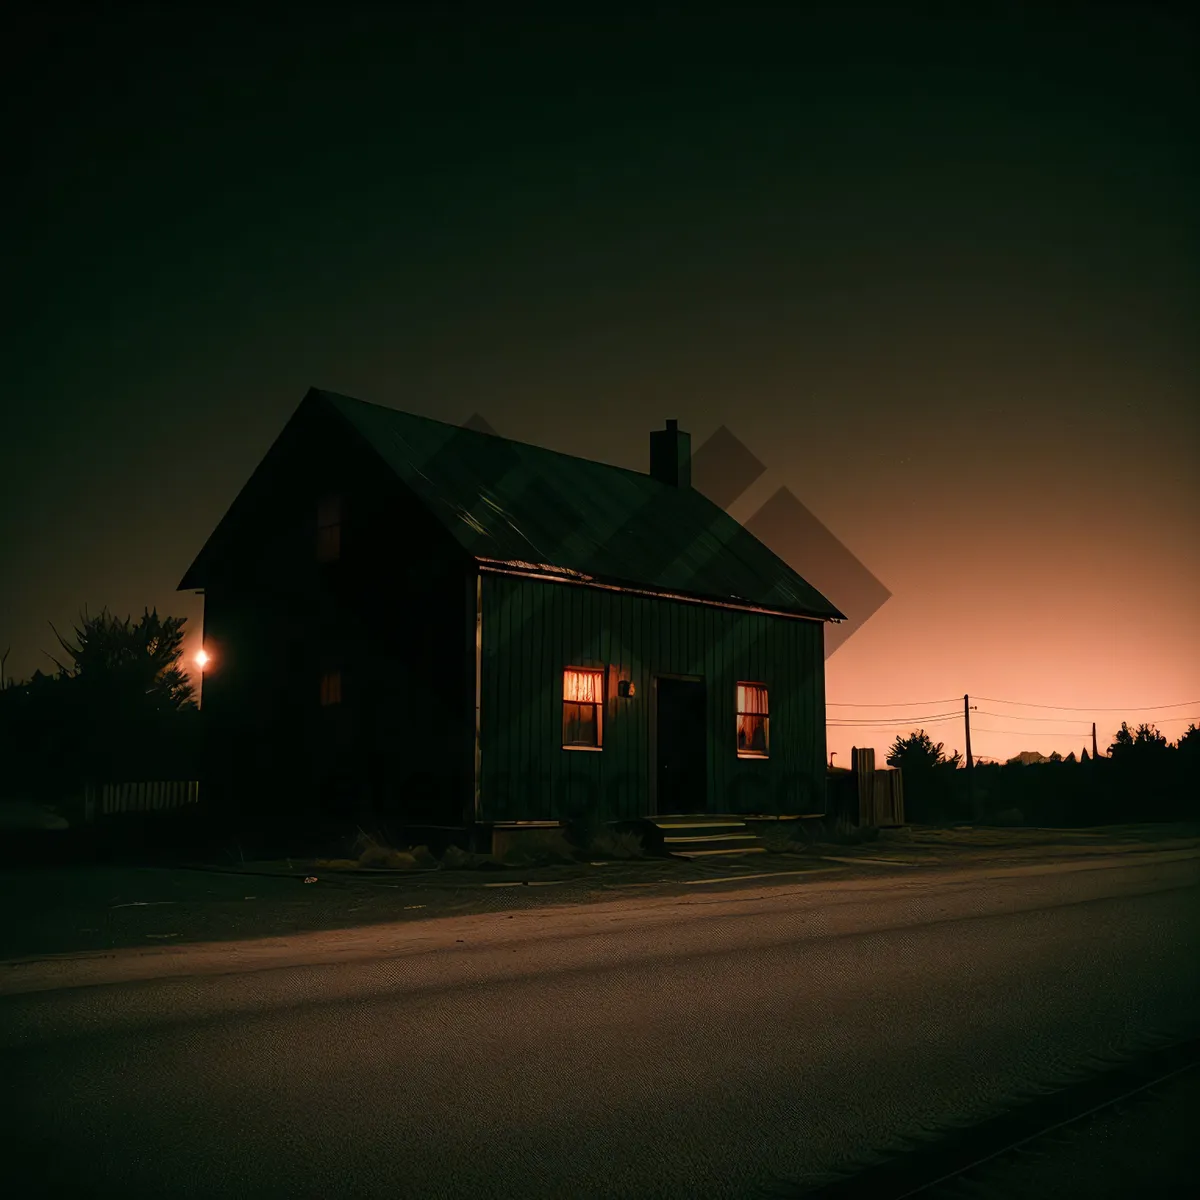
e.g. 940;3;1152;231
317;494;342;563
563;667;604;749
320;669;342;707
737;682;769;757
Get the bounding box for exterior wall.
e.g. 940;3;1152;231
195;405;473;840
478;571;827;823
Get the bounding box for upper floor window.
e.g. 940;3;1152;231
320;668;342;707
737;682;769;757
316;494;342;563
563;666;604;749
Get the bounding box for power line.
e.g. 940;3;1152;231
827;718;959;726
971;695;1200;713
973;709;1094;725
971;724;1109;738
827;697;959;707
973;711;1198;728
827;711;960;726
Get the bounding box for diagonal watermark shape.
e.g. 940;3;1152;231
462;415;890;658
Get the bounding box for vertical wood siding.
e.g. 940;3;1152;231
479;573;826;823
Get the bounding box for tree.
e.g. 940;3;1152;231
49;607;196;716
1176;724;1200;761
886;729;962;773
1108;721;1169;760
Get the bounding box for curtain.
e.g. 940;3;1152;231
737;683;768;753
564;668;603;703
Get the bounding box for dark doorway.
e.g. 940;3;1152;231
656;677;707;814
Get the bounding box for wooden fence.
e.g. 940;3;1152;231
853;747;905;827
85;780;202;821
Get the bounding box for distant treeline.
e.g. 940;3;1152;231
893;723;1200;826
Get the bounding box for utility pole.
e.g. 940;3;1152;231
965;694;980;821
1092;721;1098;760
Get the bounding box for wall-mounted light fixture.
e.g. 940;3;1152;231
617;680;636;698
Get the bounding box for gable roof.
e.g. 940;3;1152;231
319;389;843;622
182;387;845;622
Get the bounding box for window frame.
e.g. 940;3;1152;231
562;665;605;751
736;680;770;758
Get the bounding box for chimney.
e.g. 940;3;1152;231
649;419;691;488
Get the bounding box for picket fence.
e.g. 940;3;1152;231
85;780;202;821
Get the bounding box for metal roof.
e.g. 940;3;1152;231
317;388;844;622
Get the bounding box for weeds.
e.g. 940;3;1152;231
752;821;810;855
819;815;882;845
581;828;647;860
562;816;648;861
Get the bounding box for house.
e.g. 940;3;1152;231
178;388;845;847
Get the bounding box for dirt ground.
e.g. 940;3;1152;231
0;822;1196;963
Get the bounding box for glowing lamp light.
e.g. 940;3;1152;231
195;649;210;670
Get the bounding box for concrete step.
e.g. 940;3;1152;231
647;814;770;859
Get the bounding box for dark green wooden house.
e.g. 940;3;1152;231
179;387;844;847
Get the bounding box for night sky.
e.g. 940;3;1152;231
4;6;1197;765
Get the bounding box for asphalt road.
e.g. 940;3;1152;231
1;851;1197;1199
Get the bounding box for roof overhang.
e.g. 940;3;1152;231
475;557;843;623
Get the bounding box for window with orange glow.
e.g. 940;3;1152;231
563;667;604;749
320;669;342;707
737;682;769;757
317;494;342;563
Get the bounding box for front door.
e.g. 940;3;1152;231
656;677;707;814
